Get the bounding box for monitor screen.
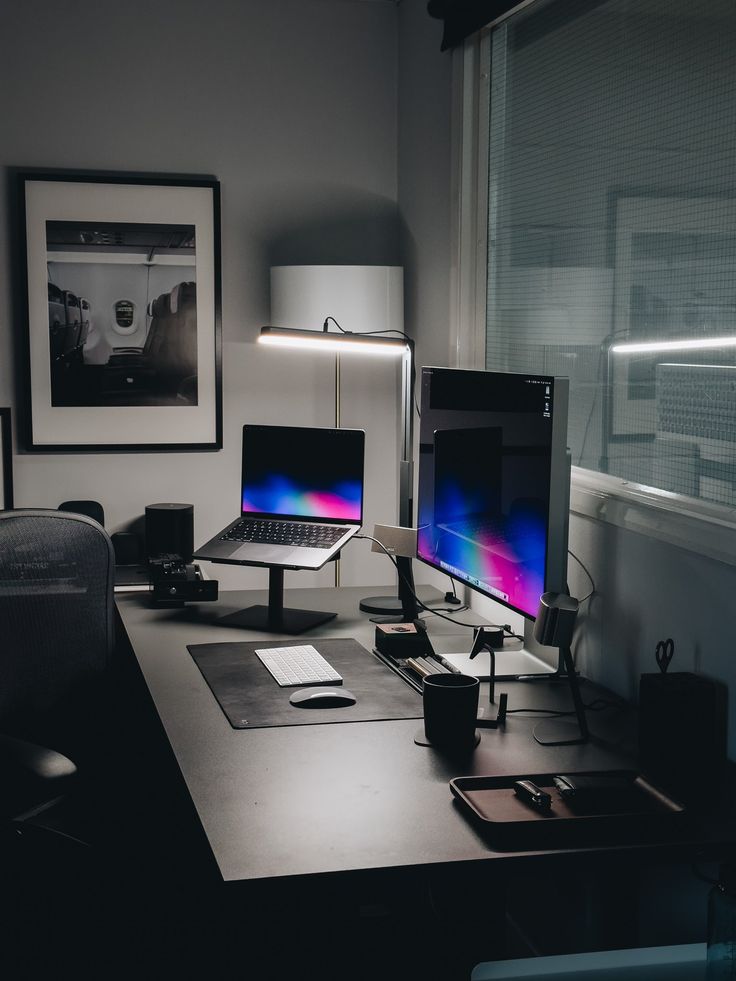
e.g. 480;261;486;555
240;424;364;523
416;367;570;620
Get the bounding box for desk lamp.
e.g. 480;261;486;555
258;320;417;620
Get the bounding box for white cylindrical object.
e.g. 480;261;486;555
270;265;403;336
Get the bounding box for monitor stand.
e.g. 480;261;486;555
441;619;559;680
360;557;419;624
217;566;337;634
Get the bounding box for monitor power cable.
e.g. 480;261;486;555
356;532;518;637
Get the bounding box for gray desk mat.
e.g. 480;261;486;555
187;638;423;729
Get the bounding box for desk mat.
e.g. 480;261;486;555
187;638;423;729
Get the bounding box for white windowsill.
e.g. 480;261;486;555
570;466;736;567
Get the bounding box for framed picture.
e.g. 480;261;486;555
18;169;222;451
0;408;13;509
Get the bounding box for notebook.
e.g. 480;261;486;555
193;424;365;571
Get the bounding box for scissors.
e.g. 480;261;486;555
655;638;675;674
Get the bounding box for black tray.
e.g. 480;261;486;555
450;770;687;850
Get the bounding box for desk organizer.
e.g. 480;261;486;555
450;770;687;850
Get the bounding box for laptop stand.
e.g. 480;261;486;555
217;566;337;634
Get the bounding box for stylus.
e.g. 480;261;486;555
431;653;461;675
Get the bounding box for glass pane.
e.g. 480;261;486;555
485;0;736;506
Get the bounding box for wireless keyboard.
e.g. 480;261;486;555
255;644;343;687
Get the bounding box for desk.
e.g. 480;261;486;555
114;587;730;978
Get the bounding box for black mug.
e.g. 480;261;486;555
422;673;480;750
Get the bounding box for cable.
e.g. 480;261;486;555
568;549;595;603
505;694;621;718
355;532;513;634
323;315;411;342
323;316;422;417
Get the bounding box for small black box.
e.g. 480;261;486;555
639;671;727;807
375;622;435;660
150;563;218;606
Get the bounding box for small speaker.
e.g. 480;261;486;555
145;503;194;562
59;499;105;526
533;592;579;648
111;531;144;566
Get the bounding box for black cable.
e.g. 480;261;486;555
578;327;636;466
323;316;421;417
323;315;412;342
507;696;612;718
506;708;574;718
568;549;595;603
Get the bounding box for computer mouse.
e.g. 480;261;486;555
289;688;357;708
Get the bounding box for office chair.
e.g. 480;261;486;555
0;509;119;974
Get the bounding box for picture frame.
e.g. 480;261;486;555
0;408;14;509
18;169;222;452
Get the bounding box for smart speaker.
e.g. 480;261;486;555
145;503;194;562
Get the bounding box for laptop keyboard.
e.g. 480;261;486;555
221;518;345;549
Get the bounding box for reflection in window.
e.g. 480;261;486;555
485;0;736;507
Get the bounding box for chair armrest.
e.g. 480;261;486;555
0;732;77;820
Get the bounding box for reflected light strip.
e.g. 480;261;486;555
610;336;736;354
258;326;406;357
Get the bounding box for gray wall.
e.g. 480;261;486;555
0;0;407;590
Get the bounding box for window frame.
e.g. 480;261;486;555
451;23;736;567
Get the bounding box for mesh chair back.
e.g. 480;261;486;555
0;510;115;764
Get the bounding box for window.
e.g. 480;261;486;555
481;0;736;512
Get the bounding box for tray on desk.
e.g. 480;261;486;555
450;770;687;850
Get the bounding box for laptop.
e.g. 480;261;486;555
193;424;365;571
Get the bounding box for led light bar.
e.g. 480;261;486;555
258;325;406;357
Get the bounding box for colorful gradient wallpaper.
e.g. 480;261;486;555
242;477;362;520
240;425;364;522
417;498;546;618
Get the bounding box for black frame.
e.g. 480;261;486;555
16;169;222;453
0;409;13;509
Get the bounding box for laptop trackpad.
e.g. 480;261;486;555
233;543;295;565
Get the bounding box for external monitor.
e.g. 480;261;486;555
416;366;570;676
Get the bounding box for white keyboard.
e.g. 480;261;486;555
255;644;343;688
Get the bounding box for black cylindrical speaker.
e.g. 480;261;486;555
145;503;194;562
533;592;579;648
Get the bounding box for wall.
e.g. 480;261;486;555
0;0;406;590
397;0;454;373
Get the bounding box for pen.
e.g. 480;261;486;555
431;653;462;675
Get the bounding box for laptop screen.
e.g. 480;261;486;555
240;425;365;523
